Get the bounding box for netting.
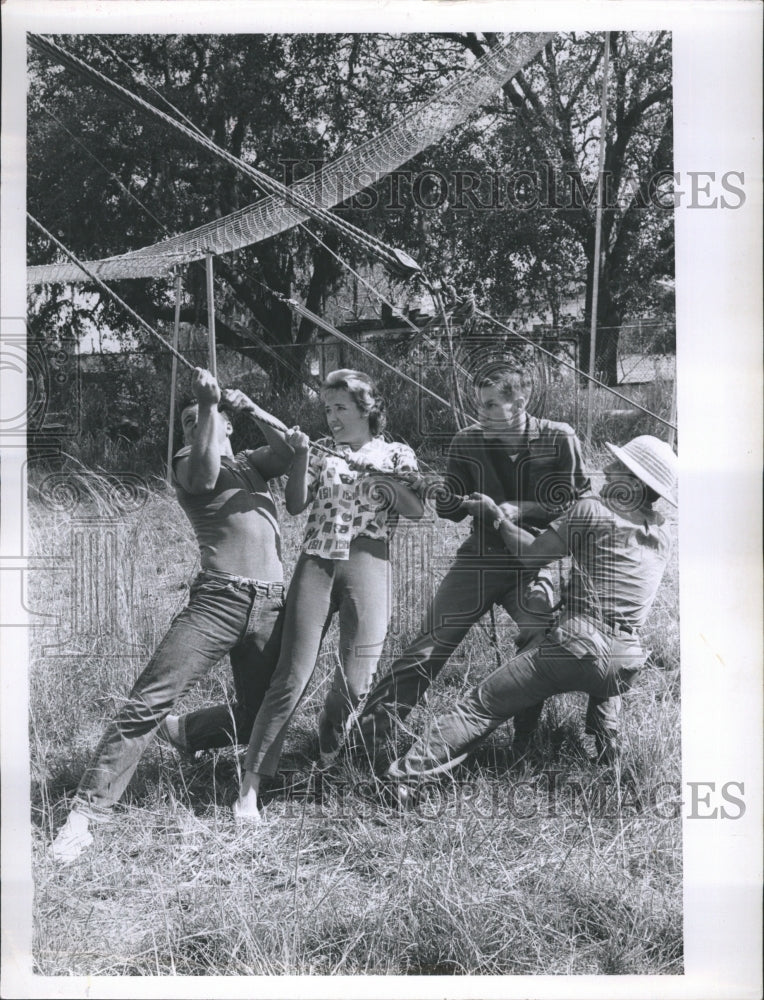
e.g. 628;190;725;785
28;33;553;285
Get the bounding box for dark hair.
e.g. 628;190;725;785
321;369;387;436
642;482;661;505
472;363;532;402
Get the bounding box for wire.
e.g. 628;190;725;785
29;34;416;275
31;36;675;436
39;106;170;234
37;103;320;392
28;213;195;371
29;212;432;480
246;276;456;413
473;308;677;432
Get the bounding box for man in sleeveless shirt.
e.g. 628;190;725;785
387;436;677;786
51;368;294;863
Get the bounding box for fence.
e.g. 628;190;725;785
27;314;675;476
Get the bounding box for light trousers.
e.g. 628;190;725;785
245;536;391;777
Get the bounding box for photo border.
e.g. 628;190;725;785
2;2;761;998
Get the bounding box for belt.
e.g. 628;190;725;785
194;570;285;597
555;602;636;636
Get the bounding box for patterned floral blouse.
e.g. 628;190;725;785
301;437;419;560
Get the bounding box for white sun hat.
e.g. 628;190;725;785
605;435;678;506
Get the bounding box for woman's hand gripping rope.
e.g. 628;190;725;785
214;377;435;496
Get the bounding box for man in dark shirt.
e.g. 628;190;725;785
51;368;294;863
356;364;595;752
387;435;677;784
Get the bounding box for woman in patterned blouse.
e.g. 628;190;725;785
234;370;423;820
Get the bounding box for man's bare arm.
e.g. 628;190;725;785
284;428;312;515
221;389;294;471
175;369;223;494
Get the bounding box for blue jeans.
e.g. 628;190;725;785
74;571;284;816
245;536;391;777
389;616;645;780
357;546;554;744
358;544;618;746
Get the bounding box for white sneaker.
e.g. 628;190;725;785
50;812;94;864
232;798;263;825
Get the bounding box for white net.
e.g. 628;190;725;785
28;33;553;285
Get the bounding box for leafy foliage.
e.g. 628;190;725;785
28;32;673;386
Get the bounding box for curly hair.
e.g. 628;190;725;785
321;369;387;436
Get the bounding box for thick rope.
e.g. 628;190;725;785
28;213;195;370
28;32;553;284
300;228;479;395
28;213;432;479
266;289;455;413
35;110;319;393
298;225;421;335
28;34;414;275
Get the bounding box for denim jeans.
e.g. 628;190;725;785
389;616;645;780
245;536;391;777
74;570;284;816
356;546;554;746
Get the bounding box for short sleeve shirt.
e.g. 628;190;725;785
436;416;592;553
549;496;672;629
302;437;419;560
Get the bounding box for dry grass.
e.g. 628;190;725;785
28;456;682;977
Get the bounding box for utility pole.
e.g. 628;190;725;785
585;32;611;444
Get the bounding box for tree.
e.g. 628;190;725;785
27;33;470;387
439;30;674;383
27;32;673;389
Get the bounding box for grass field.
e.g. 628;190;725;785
28;458;682;977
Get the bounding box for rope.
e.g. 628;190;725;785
230;316;322;393
28;212;432;481
166;271;183;484
39;105;170;233
36;107;320;392
32;40;673;446
28;34;417;276
298;224;422;336
28;213;195;371
94;36;210;143
37;49;439;397
267;290;455;412
27;32;553;284
433;286;470;430
473;308;677;432
294;226;479;396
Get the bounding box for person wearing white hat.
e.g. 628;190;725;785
387;435;677;784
